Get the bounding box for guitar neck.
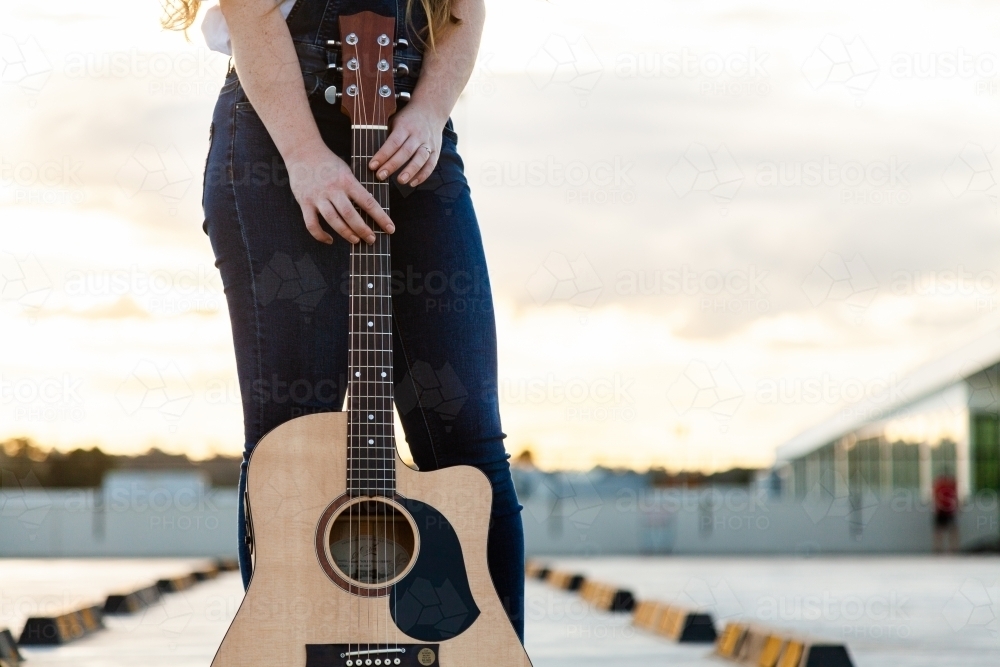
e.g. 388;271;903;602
347;125;395;497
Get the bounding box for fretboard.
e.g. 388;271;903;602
347;125;395;497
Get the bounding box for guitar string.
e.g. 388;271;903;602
357;71;369;660
354;49;374;659
371;37;387;659
347;70;355;662
373;56;389;658
349;77;356;662
349;58;360;657
352;36;366;662
376;39;397;662
368;61;378;661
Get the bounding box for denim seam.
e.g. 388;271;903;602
392;301;442;470
316;0;339;45
229;103;266;444
285;0;304;23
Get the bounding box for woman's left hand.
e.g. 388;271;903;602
369;102;445;188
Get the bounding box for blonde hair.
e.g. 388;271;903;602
161;0;458;48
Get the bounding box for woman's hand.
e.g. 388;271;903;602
285;144;395;245
369;102;446;188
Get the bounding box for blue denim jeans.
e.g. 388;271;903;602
200;0;524;641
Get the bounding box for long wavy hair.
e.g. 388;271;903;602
162;0;457;47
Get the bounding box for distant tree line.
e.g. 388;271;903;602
512;448;758;487
2;440;756;490
0;438;241;488
648;466;757;487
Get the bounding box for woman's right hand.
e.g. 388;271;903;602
285;144;395;245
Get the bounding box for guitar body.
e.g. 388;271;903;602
211;412;530;667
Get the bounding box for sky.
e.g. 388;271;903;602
2;0;1000;470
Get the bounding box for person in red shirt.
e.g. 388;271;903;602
932;472;959;553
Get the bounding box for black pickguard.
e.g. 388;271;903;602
390;498;480;640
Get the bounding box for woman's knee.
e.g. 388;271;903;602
474;457;522;517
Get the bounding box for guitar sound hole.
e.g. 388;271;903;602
328;499;416;586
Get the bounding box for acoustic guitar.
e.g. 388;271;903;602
211;11;531;667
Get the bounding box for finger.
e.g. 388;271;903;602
376;135;423;182
302;204;335;244
370;126;409;173
316;199;359;244
400;145;433;185
350;182;395;233
332;193;377;245
409;151;439;187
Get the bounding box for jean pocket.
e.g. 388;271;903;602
201;120;216;233
442;120;459;146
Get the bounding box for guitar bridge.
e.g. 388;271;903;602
306;644;440;667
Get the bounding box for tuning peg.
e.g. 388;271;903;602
396;91;411;102
324;85;341;104
394;38;409;49
395;62;410;77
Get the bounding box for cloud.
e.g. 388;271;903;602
25;295;152;320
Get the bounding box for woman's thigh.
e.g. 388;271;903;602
204;87;351;448
388;133;510;480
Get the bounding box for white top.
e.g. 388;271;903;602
202;0;298;56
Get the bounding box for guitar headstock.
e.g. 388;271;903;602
333;12;401;126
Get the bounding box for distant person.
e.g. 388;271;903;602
932;472;959;553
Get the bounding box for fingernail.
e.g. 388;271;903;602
367;236;376;244
378;170;388;180
386;223;395;233
399;173;409;183
350;236;359;244
370;160;379;169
